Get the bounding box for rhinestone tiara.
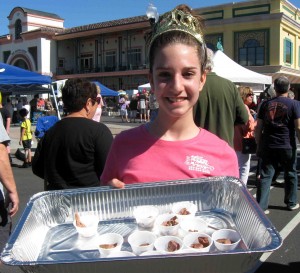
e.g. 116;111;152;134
148;7;205;52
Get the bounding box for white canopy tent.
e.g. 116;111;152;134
137;82;151;92
212;50;272;85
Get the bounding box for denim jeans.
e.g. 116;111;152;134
256;148;298;210
236;151;251;185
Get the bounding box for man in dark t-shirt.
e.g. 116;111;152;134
255;76;300;213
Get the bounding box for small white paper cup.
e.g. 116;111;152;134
179;218;208;237
73;214;98;238
212;229;241;251
128;230;156;255
154;236;183;254
183;232;213;253
172;202;197;221
155;213;180;236
133;206;159;229
98;233;124;257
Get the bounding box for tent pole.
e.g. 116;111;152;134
51;84;61;120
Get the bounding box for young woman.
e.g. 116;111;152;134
101;5;238;188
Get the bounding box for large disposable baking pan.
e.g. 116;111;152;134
1;176;282;273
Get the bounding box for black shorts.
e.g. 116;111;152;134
22;139;32;149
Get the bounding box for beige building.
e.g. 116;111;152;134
0;0;299;95
201;0;300;94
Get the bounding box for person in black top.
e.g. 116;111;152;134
32;78;113;190
129;95;138;123
255;76;300;213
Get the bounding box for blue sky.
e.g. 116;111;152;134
1;0;299;35
0;0;252;35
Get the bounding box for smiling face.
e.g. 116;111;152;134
149;43;206;120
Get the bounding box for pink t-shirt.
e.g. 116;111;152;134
100;125;239;185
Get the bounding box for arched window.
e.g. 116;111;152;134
239;39;264;66
14;59;29;70
15;19;22;40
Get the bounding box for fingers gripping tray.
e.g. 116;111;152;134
1;177;282;273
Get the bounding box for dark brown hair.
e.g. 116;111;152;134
62;78;97;113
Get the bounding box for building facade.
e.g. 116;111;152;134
0;0;299;94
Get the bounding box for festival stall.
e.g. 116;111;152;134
92;81;119;97
0;62;60;119
212;50;272;86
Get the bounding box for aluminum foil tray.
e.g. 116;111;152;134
1;176;282;273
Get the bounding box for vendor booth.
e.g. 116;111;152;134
138;83;151;92
0;62;52;93
92;81;119;97
212;50;272;86
0;62;60;120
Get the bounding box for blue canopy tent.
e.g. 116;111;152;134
92;81;119;97
0;62;61;119
0;62;51;85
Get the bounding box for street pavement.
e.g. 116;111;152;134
1;115;300;273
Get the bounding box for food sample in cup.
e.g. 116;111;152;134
212;229;241;251
74;212;86;227
183;232;213;253
179;217;208;236
191;236;210;248
155;213;180;236
73;213;99;237
128;230;156;255
172;202;197;221
154;236;183;254
98;233;124;257
216;238;232;244
179;208;191;215
162;216;178;226
99;243;117;249
133;206;159;229
167;240;181;252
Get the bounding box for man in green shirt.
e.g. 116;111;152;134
194;49;248;147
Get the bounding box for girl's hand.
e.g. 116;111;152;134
108;178;125;189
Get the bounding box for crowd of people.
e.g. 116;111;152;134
118;89;159;123
1;3;300;257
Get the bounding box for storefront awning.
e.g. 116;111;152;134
266;72;300;84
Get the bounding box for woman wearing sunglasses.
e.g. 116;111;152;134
234;86;257;185
32;78;113;190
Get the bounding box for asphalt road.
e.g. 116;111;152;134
1;115;299;273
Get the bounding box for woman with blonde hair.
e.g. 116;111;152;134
234;86;257;184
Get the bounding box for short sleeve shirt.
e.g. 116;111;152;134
258;96;300;149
